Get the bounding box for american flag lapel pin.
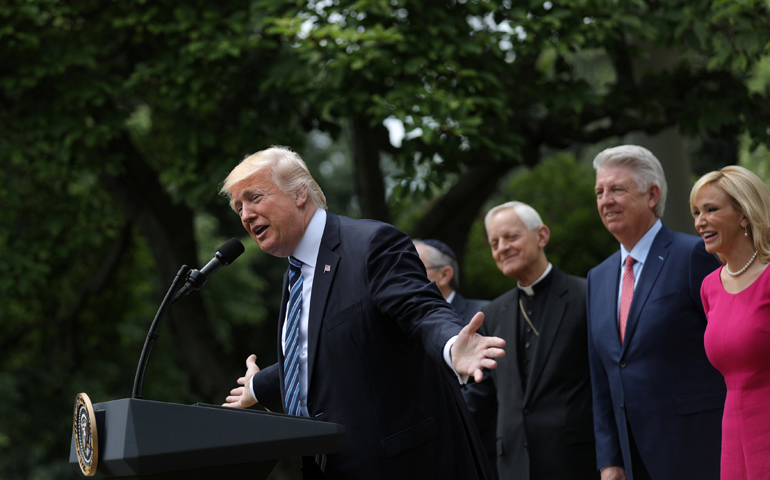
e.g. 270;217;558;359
324;265;331;273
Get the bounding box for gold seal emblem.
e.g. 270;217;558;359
73;393;98;476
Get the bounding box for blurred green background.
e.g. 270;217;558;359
2;1;769;478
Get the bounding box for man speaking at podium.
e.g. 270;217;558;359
219;146;504;480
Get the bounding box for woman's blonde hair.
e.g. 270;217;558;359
690;165;770;263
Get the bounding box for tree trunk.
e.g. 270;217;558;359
101;132;235;403
410;159;513;284
626;42;695;235
349;115;391;223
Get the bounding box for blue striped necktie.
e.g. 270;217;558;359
284;256;304;416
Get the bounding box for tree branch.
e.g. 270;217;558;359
410;156;515;280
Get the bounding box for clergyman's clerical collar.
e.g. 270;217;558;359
517;263;553;297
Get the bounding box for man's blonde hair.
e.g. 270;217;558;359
220;146;327;210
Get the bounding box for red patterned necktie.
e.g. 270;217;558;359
619;256;635;343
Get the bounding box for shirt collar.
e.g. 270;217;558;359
291;209;326;268
446;290;456;304
518;262;553;296
620;218;662;267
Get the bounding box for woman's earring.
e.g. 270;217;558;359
745;224;749;237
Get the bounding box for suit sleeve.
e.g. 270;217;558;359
250;362;283;412
586;270;624;470
364;223;464;363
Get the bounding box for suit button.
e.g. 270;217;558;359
525;342;531;349
619;361;627;368
523;408;531;416
620;404;625;410
523;443;528;450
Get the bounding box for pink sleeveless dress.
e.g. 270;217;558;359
701;265;770;480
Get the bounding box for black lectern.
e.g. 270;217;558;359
69;398;345;479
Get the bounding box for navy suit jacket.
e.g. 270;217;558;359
451;294;488;326
586;224;725;480
252;213;493;479
451;294;497;476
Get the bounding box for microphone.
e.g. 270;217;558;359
133;239;244;398
171;238;245;303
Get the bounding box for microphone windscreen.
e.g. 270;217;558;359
217;238;245;264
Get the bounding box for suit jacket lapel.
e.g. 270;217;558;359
277;271;290;364
497;289;525;401
275;270;291;400
306;213;341;387
597;251;624;359
621;226;671;354
524;268;567;404
451;294;468;321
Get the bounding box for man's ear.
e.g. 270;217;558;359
537;225;550;248
437;266;454;289
648;184;661;210
295;185;308;207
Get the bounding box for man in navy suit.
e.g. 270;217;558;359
413;239;496;477
587;145;724;480
219;146;504;479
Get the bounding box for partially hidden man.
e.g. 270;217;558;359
219;146;505;480
587;145;724;480
413;239;497;478
466;201;598;479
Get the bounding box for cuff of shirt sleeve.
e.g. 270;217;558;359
444;335;469;385
249;374;258;402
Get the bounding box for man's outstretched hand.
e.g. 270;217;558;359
451;312;505;382
222;354;260;409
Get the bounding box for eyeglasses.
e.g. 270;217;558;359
425;265;448;270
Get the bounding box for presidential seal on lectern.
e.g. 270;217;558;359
73;392;98;476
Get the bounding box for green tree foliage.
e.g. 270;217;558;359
0;2;291;477
1;1;769;477
259;0;770;256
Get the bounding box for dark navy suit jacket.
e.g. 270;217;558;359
586;224;725;480
451;294;497;477
252;213;493;479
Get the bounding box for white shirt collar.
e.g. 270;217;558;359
620;218;662;267
446;290;456;304
518;262;553;296
291;208;326;268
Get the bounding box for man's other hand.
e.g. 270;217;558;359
222;354;260;408
451;312;506;383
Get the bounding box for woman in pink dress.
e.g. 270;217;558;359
691;165;770;480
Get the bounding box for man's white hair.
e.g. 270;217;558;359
484;201;544;237
593;145;667;218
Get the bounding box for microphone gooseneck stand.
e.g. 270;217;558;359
132;265;191;400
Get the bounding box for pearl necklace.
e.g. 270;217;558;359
725;250;758;276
